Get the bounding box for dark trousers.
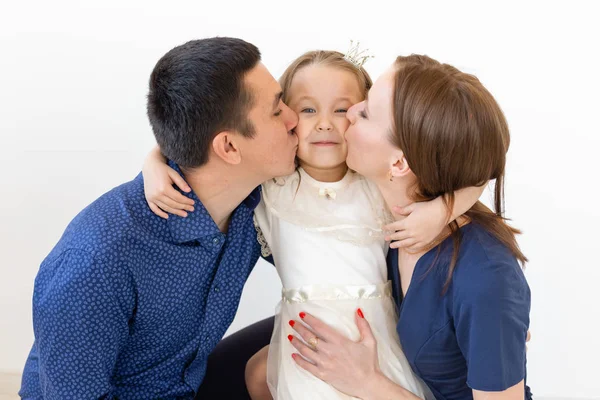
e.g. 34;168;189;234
195;316;275;399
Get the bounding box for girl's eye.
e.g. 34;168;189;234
335;109;348;113
301;108;316;113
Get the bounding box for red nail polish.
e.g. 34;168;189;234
357;308;364;318
288;334;293;342
289;320;295;327
292;354;297;360
299;312;306;319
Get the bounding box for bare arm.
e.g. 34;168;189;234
142;145;195;218
361;373;423;400
385;183;487;250
288;311;426;400
448;183;487;222
473;380;525;400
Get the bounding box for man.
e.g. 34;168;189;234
20;37;298;399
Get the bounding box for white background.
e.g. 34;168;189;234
1;1;599;398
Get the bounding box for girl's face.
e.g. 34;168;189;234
287;64;364;173
345;65;397;181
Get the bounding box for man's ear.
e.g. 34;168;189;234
211;131;242;165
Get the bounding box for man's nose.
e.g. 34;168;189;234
284;104;298;131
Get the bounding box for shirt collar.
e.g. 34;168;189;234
166;160;262;244
244;184;262;210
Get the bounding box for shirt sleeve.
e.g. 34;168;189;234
453;258;531;392
19;344;43;399
31;249;130;399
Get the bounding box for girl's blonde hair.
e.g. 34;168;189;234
279;50;373;103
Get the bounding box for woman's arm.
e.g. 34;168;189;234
289;256;530;400
473;380;525;400
361;373;422;400
288;310;422;400
454;257;531;399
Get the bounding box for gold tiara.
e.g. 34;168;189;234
343;40;373;69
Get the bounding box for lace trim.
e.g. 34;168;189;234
261;173;393;247
253;215;272;258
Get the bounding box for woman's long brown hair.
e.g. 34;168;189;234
390;55;527;292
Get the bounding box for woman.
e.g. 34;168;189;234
196;54;531;400
287;55;532;399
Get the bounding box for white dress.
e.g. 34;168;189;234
254;168;428;400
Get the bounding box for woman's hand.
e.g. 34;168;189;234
384;197;448;252
288;309;407;399
142;146;195;219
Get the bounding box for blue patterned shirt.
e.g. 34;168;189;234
20;163;262;399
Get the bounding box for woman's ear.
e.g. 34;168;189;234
389;151;411;179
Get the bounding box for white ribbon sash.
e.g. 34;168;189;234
282;281;392;303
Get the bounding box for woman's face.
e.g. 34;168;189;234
345;65;397;181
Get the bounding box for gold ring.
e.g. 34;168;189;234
308;336;319;350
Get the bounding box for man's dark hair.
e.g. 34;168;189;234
147;37;261;167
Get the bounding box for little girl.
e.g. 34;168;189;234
142;50;483;400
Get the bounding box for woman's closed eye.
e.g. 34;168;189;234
334;108;348;113
359;110;368;119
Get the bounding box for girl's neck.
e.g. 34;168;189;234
299;162;348;183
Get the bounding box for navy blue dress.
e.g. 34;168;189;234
388;223;533;400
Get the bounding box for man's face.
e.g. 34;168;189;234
239;63;298;180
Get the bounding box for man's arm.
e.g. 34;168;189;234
27;249;130;399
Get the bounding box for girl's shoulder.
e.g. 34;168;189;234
259;169;392;246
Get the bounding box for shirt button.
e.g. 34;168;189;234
213;237;220;245
214;286;220;293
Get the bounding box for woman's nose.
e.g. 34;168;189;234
347;104;358;124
